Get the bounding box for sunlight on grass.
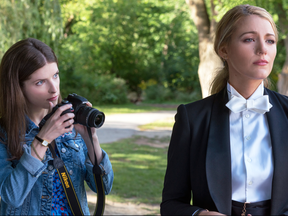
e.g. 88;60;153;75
111;153;162;161
97;104;175;115
87;136;168;206
138;117;175;130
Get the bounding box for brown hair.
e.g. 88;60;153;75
210;4;278;94
0;38;62;160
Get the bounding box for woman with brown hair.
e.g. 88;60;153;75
0;38;113;215
161;4;287;216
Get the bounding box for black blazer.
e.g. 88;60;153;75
161;87;288;215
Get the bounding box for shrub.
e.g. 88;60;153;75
60;73;129;105
143;84;201;103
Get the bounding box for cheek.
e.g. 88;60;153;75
270;48;277;60
55;79;60;90
228;45;246;61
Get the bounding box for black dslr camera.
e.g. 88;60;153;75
39;93;105;129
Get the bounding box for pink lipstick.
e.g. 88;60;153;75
253;59;268;66
47;96;58;101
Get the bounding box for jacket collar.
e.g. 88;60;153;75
206;87;231;215
25;116;39;135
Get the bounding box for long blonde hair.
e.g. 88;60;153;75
210;4;278;94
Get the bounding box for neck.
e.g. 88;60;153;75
228;79;263;99
26;106;48;126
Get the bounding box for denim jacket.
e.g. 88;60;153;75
0;118;113;215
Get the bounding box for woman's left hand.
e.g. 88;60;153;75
74;102;95;136
74;102;103;165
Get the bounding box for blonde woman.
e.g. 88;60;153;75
161;5;285;216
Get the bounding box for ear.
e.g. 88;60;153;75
218;45;228;60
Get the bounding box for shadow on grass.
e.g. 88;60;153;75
86;135;169;215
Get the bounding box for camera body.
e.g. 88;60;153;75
39;93;105;129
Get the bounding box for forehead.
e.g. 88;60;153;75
233;15;275;36
30;62;58;78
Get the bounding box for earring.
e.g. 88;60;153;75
222;58;227;67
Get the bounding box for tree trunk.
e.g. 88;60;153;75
277;35;288;95
276;3;288;95
186;0;222;98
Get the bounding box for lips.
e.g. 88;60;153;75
47;95;58;101
253;59;268;66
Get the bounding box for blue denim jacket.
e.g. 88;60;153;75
0;118;113;215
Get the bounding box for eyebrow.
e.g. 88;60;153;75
32;71;59;82
239;31;275;38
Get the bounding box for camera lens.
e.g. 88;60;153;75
74;105;105;128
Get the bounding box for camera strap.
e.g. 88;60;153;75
48;127;105;216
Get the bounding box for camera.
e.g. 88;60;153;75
39;93;105;129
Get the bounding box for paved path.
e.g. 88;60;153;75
97;111;176;144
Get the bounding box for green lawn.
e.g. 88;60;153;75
97;103;177;115
86;136;169;206
86;103;174;213
138;117;175;130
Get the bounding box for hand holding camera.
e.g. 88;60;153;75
39;93;105;130
37;102;75;143
38;94;106;164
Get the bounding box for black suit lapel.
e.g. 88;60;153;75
265;89;288;215
206;88;232;215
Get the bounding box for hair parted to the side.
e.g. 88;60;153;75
210;4;278;95
0;38;62;160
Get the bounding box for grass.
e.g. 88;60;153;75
138;117;175;130
86;103;174;214
97;103;176;115
86;136;169;206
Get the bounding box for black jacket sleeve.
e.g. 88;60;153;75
161;104;201;215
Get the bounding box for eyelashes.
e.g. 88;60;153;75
35;72;59;86
243;38;275;44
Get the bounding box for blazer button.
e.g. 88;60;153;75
69;170;73;175
61;148;66;153
48;165;54;171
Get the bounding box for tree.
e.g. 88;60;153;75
274;1;288;95
59;0;201;102
185;0;221;98
0;0;62;58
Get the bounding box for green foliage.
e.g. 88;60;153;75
0;0;62;58
59;70;129;105
144;84;201;103
2;0;288;105
59;0;201;100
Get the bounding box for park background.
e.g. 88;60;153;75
1;0;288;215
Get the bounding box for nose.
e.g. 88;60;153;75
256;40;267;55
48;80;58;93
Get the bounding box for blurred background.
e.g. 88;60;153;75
3;0;288;106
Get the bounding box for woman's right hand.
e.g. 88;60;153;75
36;102;75;142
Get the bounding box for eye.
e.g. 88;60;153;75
36;80;44;86
243;38;254;42
266;39;275;44
53;72;59;79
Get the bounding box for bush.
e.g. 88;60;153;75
60;73;129;105
143;84;201;103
